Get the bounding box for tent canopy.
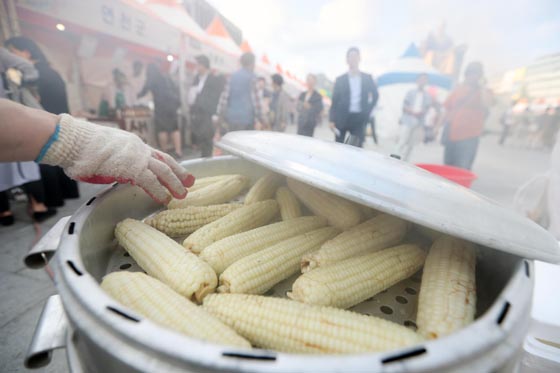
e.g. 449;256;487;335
205;16;241;56
375;43;452;139
377;43;452;90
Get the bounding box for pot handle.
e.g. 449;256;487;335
24;216;71;269
24;294;68;369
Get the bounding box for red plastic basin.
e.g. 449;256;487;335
415;164;477;188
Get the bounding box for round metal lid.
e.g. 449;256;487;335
217;131;560;263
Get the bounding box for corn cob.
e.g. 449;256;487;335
287;178;362;230
183;200;278;254
101;272;250;348
115;219;217;302
416;236;476;339
218;227;339;294
199;216;327;274
244;173;283;205
145;204;241;237
275;186;302;220
301;214;408;272
168;174;249;208
188;175;239;192
290;244;426;309
203;294;422;353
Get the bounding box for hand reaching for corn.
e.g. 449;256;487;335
38;114;194;204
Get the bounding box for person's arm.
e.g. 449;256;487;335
0;98;57;161
214;79;230;121
251;79;265;127
367;77;379;114
0;47;39;82
329;78;340;128
0;99;194;204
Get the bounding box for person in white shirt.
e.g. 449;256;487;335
396;73;433;161
329;47;378;147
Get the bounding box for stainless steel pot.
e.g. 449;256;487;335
24;132;560;373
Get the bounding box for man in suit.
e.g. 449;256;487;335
329;47;379;147
190;55;225;157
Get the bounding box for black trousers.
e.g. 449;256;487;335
335;113;366;147
297;123;315;137
192;111;215;158
0;180;46;213
40;165;79;207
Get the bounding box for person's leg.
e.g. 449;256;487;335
396;125;414;161
0;191;14;225
199;114;214;158
444;142;457;166
23;180;57;221
335;128;346;143
39;164;64;207
370;117;378;145
58;167;79;199
499;126;507;145
462;137;480;170
157;131;168;151
347;115;365;147
0;191;10;213
171;130;182;157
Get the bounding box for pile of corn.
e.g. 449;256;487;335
101;172;477;353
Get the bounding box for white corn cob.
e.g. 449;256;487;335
199;216;327;274
168;174;249;208
290;244;426;309
244;173;283;204
301;214;408;272
145;204;241;237
183;200;278;254
218;227;339;294
101;272;250;348
188;175;239;192
115;218;217;302
287;178;362;230
203;294;423;354
416;236;477;339
275;186;302;220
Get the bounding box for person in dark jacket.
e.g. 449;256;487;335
5;36;79;207
138;64;182;158
329;47;379;147
189;55;225;157
297;74;323;137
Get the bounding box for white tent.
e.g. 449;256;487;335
375;44;452;139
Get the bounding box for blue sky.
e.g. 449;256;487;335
209;0;560;80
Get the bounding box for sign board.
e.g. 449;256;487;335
17;0;181;54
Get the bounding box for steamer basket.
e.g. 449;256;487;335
24;132;560;373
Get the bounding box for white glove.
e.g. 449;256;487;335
40;114;194;204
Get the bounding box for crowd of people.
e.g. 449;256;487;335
1;35;558;234
499;103;560;150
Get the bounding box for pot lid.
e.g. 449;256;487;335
217;131;560;263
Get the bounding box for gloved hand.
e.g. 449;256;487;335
39;114;194;204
